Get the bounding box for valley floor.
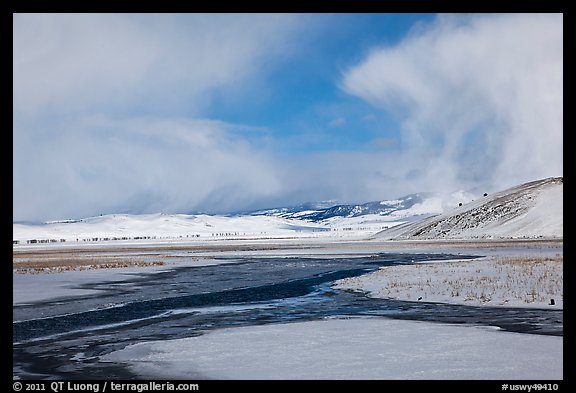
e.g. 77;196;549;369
13;237;563;380
13;238;563;307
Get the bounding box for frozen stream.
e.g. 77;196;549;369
13;253;563;379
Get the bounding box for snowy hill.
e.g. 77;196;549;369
12;214;330;245
374;177;563;240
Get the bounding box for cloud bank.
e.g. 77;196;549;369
13;14;563;222
342;13;563;194
13;14;302;221
14;116;284;220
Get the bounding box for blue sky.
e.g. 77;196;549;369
13;13;563;222
169;13;437;155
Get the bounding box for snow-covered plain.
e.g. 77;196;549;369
103;317;562;380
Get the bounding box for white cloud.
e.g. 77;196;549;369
342;13;563;193
13;13;302;116
13;14;564;221
13;13;303;221
13;116;283;221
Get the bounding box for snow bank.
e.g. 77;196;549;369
103;317;563;380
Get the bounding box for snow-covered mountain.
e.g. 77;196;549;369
13;177;561;245
374;177;563;240
250;194;431;221
248;191;476;222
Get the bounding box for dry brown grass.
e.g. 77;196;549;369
13;260;165;274
13;251;166;274
335;253;563;307
494;253;563;266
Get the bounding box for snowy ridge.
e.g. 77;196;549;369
374;177;563;240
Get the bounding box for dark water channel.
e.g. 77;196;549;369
13;253;563;379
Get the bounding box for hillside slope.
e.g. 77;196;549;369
373;177;563;240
